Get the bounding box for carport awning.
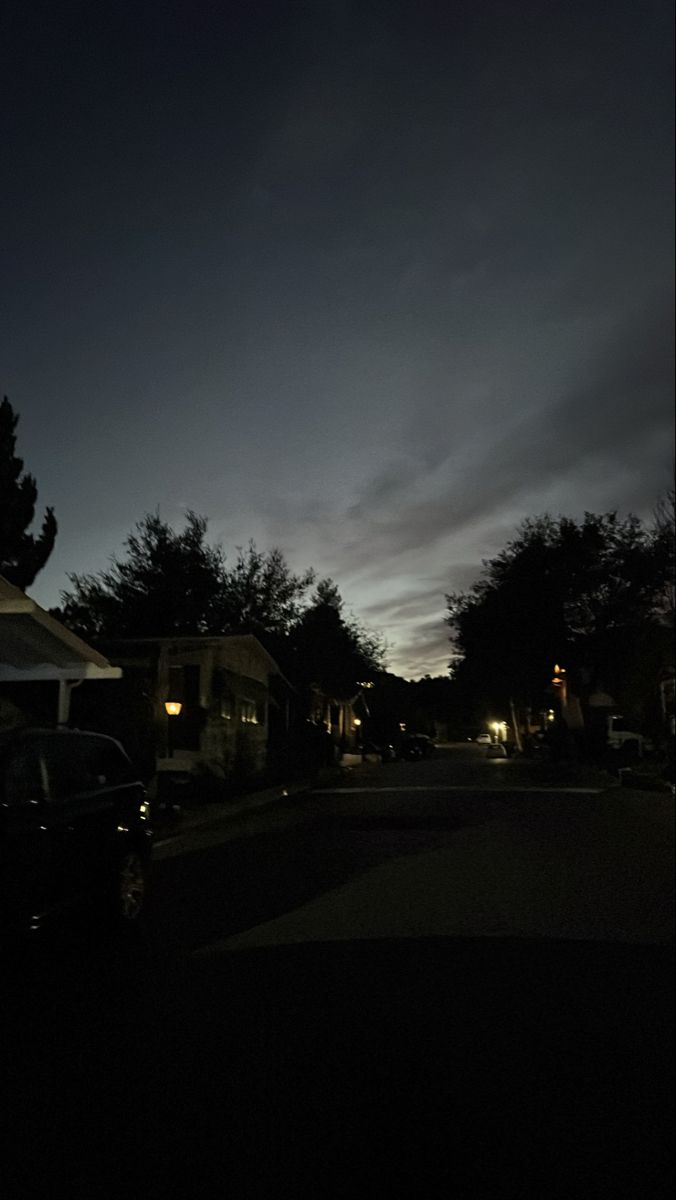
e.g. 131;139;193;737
0;576;121;682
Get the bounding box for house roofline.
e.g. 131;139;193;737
97;633;294;690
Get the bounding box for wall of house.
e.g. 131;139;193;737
160;645;272;782
216;639;271;685
201;672;269;778
77;637;278;790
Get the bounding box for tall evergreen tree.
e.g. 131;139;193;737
289;578;385;697
0;396;57;589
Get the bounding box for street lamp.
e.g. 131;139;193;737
552;664;568;708
164;700;182;758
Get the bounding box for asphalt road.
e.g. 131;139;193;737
4;745;674;1197
144;742;672;955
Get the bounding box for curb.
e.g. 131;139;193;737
152;771;342;848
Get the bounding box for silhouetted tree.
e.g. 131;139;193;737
446;511;673;725
57;516;318;647
0;396;57;589
652;488;675;621
218;541;316;639
56;514;387;703
58;511;227;639
289;578;385;697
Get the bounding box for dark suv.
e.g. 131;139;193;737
0;727;152;936
400;734;436;760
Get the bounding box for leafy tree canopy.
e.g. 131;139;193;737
57;515;386;697
218;540;316;638
288;578;386;698
446;510;674;716
57;511;227;639
0;396;57;590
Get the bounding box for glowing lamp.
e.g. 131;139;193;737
165;701;183;717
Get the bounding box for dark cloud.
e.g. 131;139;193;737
252;286;673;675
380;616;454;681
322;285;674;573
2;2;672;679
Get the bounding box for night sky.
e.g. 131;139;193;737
2;1;673;677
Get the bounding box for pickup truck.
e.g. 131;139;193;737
606;715;643;757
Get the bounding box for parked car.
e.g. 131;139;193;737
475;733;492;745
400;734;435;760
606;715;644;758
362;741;397;763
0;727;152;936
486;743;507;758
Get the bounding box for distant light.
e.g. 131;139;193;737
353;718;362;727
165;701;183;716
399;722;406;731
491;722;501;734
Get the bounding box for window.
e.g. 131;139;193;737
240;699;258;724
220;696;233;720
40;734;132;801
93;738;136;786
42;735;100;800
3;744;47;807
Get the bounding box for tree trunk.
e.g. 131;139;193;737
509;697;523;752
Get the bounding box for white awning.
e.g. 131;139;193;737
0;575;121;683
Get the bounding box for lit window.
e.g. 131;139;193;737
240;699;258;724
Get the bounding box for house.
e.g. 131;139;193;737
0;575;121;730
71;634;292;793
306;684;371;764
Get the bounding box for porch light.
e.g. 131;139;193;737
352;718;362;727
165;700;183;717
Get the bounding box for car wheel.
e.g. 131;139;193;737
116;851;147;924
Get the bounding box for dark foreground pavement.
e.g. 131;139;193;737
6;935;673;1199
3;747;674;1198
